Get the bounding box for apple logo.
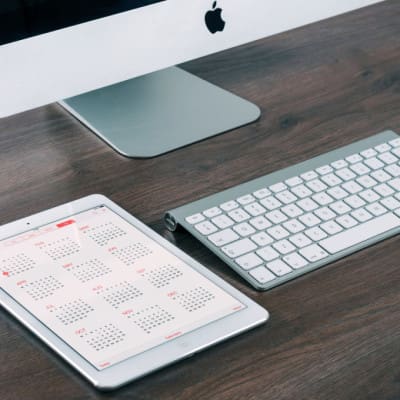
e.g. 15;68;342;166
205;1;226;34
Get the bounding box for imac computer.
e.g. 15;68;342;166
0;0;383;157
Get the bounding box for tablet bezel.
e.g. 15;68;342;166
0;194;268;390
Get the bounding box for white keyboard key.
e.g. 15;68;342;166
389;138;400;147
222;238;257;258
395;209;400;217
283;219;305;234
249;267;276;284
364;157;384;170
356;175;377;189
289;233;312;248
344;195;366;209
186;213;205;224
336;168;356;181
266;210;288;224
350;162;371;176
321;173;342;187
313;192;334;206
273;239;296;255
316;165;333;175
306;179;328;193
385;164;400;177
315;165;333;176
291;184;313;199
283;253;309;269
378;152;397;165
244;202;266;216
235;252;263;270
253;188;271;199
281;204;303;218
300;244;329;263
351;208;373;223
380;196;400;211
375;143;392;153
366;202;388;217
299;213;321;227
269;182;287;193
237;194;255;205
266;259;292;276
359;189;380;203
330;201;351;215
297;198;318;212
342;181;363;194
233;223;256;237
299;213;321;228
331;159;348;169
208;229;239;247
212;215;235;229
346;153;363;164
257;246;279;261
320;220;343;235
276;190;297;204
305;227;328;241
327;186;348;200
361;148;377;158
228;209;251;223
320;213;400;254
220;200;239;212
249;216;272;230
285;176;303;187
371;169;391;183
392;147;400;157
251;232;274;247
336;215;358;228
301;171;318;181
260;196;282;211
374;183;394;197
195;221;218;235
388;178;400;191
267;225;290;240
203;207;222;218
314;207;336;221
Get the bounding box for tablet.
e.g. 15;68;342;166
0;195;268;390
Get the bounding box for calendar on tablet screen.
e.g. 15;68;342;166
0;206;244;370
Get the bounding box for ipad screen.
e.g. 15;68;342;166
0;206;245;370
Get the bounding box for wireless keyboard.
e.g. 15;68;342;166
165;131;400;290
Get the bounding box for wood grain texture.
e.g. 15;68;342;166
1;1;400;399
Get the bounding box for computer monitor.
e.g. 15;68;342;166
0;0;383;157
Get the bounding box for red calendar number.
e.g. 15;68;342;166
75;328;86;335
167;291;177;298
57;219;75;228
92;285;104;292
99;362;111;368
122;309;134;316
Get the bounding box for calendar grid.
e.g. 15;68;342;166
0;206;244;370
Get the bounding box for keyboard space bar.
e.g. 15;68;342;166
320;213;400;254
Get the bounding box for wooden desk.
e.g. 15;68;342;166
1;1;400;399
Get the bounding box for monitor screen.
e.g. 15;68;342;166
0;0;165;46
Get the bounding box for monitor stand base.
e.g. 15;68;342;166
59;67;261;158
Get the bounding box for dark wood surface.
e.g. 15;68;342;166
1;1;400;399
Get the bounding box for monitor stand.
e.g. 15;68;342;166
59;67;260;158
